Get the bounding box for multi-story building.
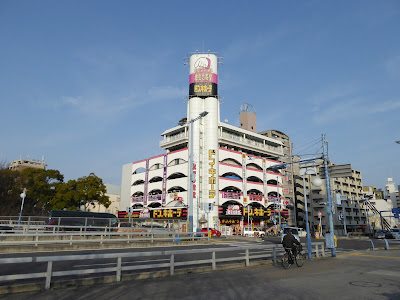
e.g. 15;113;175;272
258;130;296;227
120;52;289;233
294;163;374;235
7;156;47;171
385;178;398;209
92;184;121;215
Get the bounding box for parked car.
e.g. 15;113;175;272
243;227;265;238
281;227;300;243
376;230;388;239
0;225;14;234
391;228;400;239
201;228;221;237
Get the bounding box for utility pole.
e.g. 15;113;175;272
322;134;336;257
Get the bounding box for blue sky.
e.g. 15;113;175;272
1;0;399;191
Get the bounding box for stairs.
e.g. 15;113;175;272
366;201;391;230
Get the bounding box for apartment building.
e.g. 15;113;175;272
8;156;47;171
294;164;373;235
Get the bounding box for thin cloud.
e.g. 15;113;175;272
369;100;400;114
312;97;400;125
310;86;358;112
56;85;186;118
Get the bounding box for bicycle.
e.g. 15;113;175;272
282;244;305;269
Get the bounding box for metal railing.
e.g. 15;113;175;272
0;242;325;289
0;229;207;247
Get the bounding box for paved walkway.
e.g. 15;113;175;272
2;249;400;300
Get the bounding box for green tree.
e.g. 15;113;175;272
50;179;80;210
0;161;24;216
19;168;64;215
50;173;110;211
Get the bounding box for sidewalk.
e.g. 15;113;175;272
3;249;400;300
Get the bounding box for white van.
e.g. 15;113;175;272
297;228;307;237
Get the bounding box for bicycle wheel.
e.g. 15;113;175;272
295;252;305;267
282;253;291;269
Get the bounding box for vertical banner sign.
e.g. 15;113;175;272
162;154;167;204
209;150;216;199
189;54;218;98
263;159;267;206
242;154;247;204
144;159;149;205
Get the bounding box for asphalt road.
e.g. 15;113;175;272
2;248;400;300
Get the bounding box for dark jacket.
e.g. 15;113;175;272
282;233;300;248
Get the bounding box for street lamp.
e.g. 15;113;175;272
17;188;27;228
300;166;322;260
182;111;209;233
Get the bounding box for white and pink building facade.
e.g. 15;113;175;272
120;53;287;231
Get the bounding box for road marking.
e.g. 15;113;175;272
368;270;400;277
338;253;400;259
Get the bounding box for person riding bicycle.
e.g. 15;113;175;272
282;229;301;263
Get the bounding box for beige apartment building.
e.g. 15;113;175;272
298;165;392;235
8;157;47;171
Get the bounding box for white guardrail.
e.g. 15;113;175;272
0;242;325;289
0;229;207;246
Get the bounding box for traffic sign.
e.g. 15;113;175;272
394;214;399;219
318;211;322;218
392;208;400;214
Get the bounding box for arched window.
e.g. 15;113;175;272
247;163;262;171
149;177;163;183
221;172;242;180
167;186;186;193
167;173;186;180
148;189;162;195
168;158;187;166
133;167;146;174
247;176;263;183
221;186;242;193
221;158;241;167
132;179;145;186
268;191;281;198
247;188;263;195
267;179;278;185
149;163;163;171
